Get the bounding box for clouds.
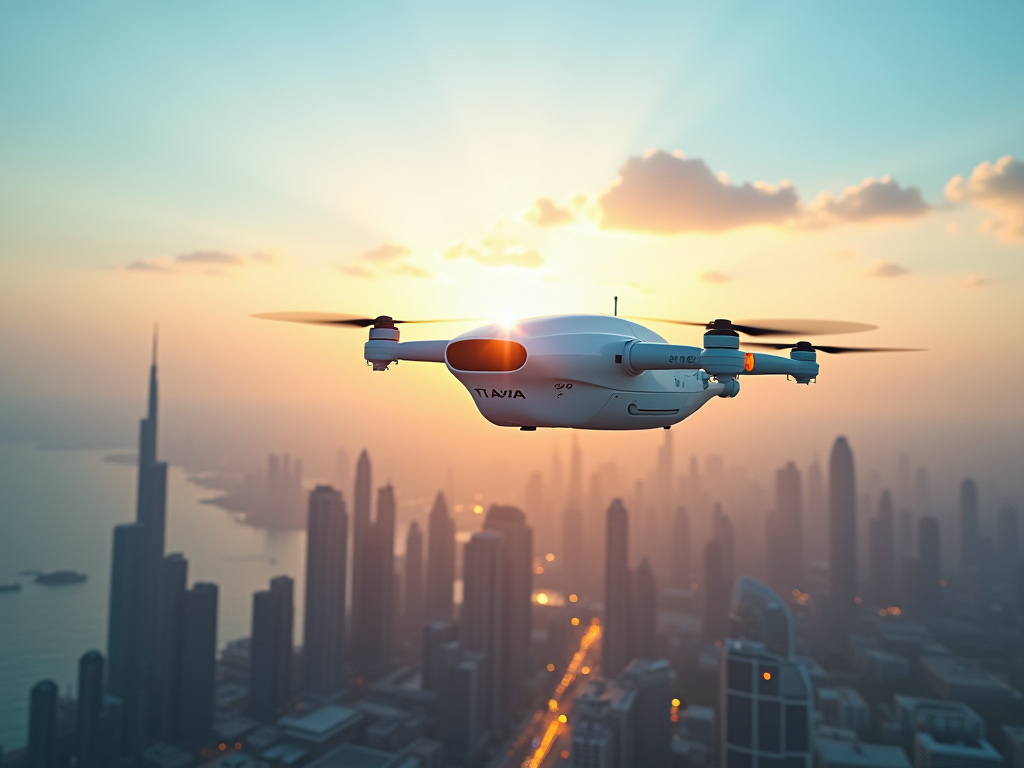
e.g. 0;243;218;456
803;176;929;227
945;156;1024;241
521;150;932;236
340;242;428;278
869;261;910;278
697;270;731;283
443;237;544;268
524;197;575;228
597;151;800;234
125;250;278;274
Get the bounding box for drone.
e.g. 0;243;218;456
254;307;921;431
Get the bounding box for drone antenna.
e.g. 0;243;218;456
614;296;618;317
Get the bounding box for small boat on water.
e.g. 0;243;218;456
0;583;21;593
34;570;87;586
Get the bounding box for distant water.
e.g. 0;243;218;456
0;443;307;751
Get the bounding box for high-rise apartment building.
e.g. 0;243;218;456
622;659;675;768
631;557;657;660
249;576;294;721
713;504;736;594
28;680;57;768
426;492;456;622
997;505;1020;582
76;651;105;768
703;540;728;644
158;553;187;742
829;436;857;636
353;484;396;675
350;450;372;664
917;517;942;615
603;499;630;679
869;491;896;608
961;478;980;571
720;578;812;768
303;485;348;697
483;505;533;717
461;531;504;729
670;507;691;589
563;436;585;589
177;583;218;748
404;520;424;646
767;462;802;597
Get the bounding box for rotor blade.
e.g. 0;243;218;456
252;312;378;327
733;319;878;337
743;342;925;354
813;345;926;355
251;312;482;327
629;317;877;337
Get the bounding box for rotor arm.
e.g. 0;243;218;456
740;351;819;383
624;341;704;374
364;339;448;370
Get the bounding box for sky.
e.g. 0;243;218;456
1;2;1023;505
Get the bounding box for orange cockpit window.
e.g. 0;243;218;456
446;339;527;372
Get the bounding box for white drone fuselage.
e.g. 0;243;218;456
363;314;820;431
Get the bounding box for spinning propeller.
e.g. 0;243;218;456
251;312;480;327
743;340;925;355
628;317;877;337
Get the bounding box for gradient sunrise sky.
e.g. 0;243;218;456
1;3;1022;496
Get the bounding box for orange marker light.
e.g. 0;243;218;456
744;352;754;372
763;671;772;680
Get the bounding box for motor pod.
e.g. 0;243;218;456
789;341;817;384
363;316;401;371
717;376;741;398
700;329;745;377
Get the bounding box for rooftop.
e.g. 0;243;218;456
279;705;363;743
915;732;1003;762
816;738;911;768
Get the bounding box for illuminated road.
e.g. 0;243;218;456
495;621;601;768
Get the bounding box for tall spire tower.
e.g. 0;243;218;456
108;328;171;754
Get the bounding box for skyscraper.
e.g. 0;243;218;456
177;583;218;748
303;485;348;697
404;521;424;646
426;492;455;622
354;484;396;675
484;505;533;715
917;517;942;615
563;435;585;589
767;463;802;597
461;531;504;729
713;504;736;594
77;651;105;768
106;522;146;747
869;491;896;608
350;450;372;665
669;507;691;589
106;335;169;755
631;557;657;660
961;478;980;571
829;436;857;635
28;680;57;768
997;505;1020;582
158;553;187;742
720;579;812;768
805;458;826;565
703;540;728;644
621;659;675;768
603;499;630;679
249;576;294;721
